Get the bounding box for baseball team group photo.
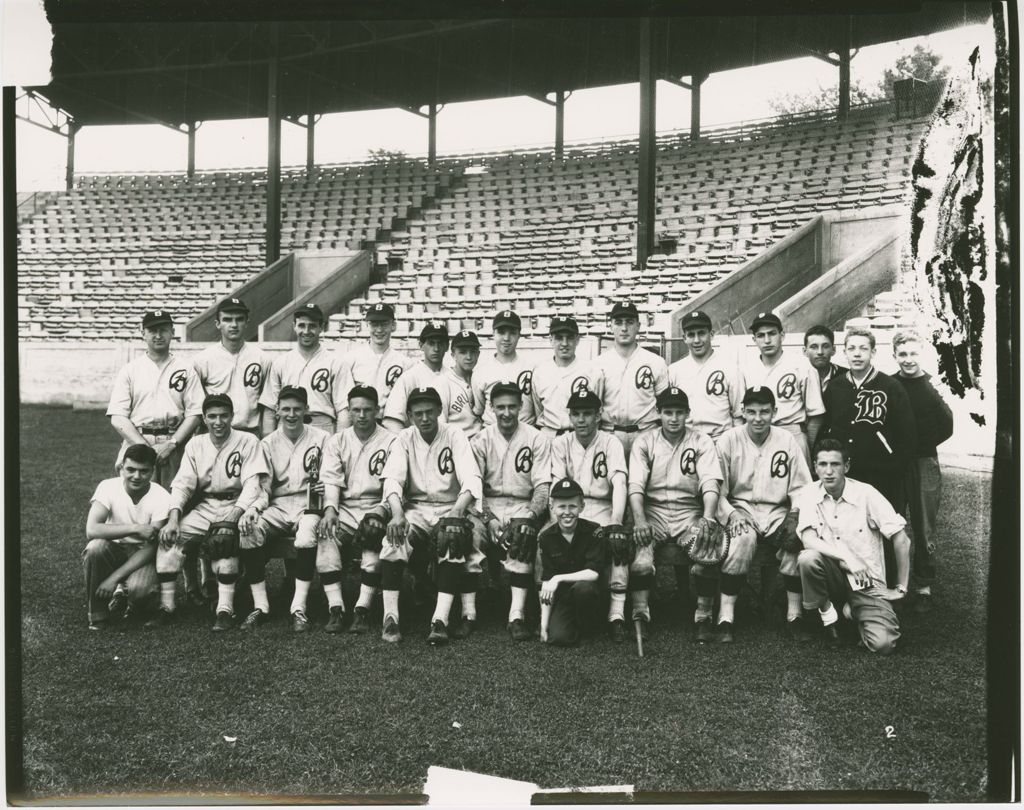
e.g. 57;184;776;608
10;2;1009;804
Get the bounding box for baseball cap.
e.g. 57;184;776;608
609;301;640;320
493;310;522;330
567;389;601;411
750;311;783;332
365;303;395;322
550;478;584;500
347;384;379;405
451;330;481;349
407;386;442;409
294;302;325;323
742;386;776;408
656;386;690;410
419;321;449;341
279;385;308;405
216;297;249;316
202;393;234;413
490;381;523;403
681;310;712;330
549;316;579;336
142;310;173;329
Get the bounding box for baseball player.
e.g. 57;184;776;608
667;310;743;441
83;443;169;630
629;387;722;640
381;386;484;645
318;385;396;634
470;382;552;641
149;394;263;630
382;321;451;432
347;303;415;420
530;315;603;437
713;387;812;643
594;301;669;457
794;438;911;653
192;297;272;435
238;385;331;631
538;478;607;647
472;310;536;428
259;303;353;435
803;324;847;393
443;330;483;436
738;311;824;466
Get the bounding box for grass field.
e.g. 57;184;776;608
14;404;992;802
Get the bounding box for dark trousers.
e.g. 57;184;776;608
851;466;906;587
548;580;604;646
905;457;941;587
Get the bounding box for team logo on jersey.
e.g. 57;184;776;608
635;365;655;390
679;448;698;476
776;373;798;400
225;451;243;479
770;451;790;479
310;368;330;393
570;376;590;396
243;363;262;388
450;394;470;414
853;389;888;425
438;447;455;475
514;447;533;473
706;370;726;397
516;370;533;396
592;451;608;479
385;365;404;388
168;369;187;393
302;447;322;477
368;449;388;477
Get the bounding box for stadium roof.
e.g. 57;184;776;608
31;1;991;128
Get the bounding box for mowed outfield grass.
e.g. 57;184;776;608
15;404;991;801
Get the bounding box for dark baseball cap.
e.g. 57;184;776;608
451;330;481;349
681;310;712;330
742;386;776;408
493;310;522;330
609;301;640;320
365;303;395;322
347;384;379;404
142;310;173;329
567;389;601;411
550;478;584;500
407;386;442;410
656;386;690;410
750;311;783;332
490;381;523;403
549;316;579;335
216;297;249;316
294;303;325;323
279;385;308;405
419;321;449;341
202;393;234;413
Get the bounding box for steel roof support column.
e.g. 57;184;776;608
266;25;281;264
838;19;852;122
554;91;566;158
636;18;657;272
187;122;196;178
65;121;80;191
306;112;315;178
690;73;708;141
428;103;438;166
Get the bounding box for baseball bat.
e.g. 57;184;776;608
634;618;644;658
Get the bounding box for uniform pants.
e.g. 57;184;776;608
905;456;941;587
798;549;900;655
548;580;605;646
82;539;158;623
308;413;336;433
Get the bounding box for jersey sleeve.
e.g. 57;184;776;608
607;435;628;479
519;369;536;424
451;429;483;502
695;433;723;494
530;432;552;489
381;434;410;501
236;436;265;512
715;434;737;523
106;365;133;418
332;358;355;422
653;356;670;395
258;357;283;409
168;440;200;513
181;363;205;418
318;436;348;488
727;362;745;421
627;436;652;497
470;431;488;473
470;376;487;419
787;434;813;498
383;375;410;425
803;363;826;417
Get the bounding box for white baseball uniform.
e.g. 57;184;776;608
530;356;604;433
347;344;416;416
667;350;744;440
550;431;627;524
739;351;825;428
472;354;536;427
192;342;273;431
442;368;482;436
382;361;450;426
258;345;353;428
595;345;669;431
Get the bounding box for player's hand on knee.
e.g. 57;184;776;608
632;523;653;547
239;508;260;536
319;509;339;542
387;518;409;546
95;575;119;600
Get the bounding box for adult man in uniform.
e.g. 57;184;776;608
150;394;263;630
595;301;669;457
443;330;483;437
381;387;484;645
530;315;602;437
383;321;450;432
667;310;743;442
348;303;415;420
318;385;397;634
238;386;331;631
803;324;847;393
472;310;536;428
471;382;551;641
259;303;353;434
192;297;272;436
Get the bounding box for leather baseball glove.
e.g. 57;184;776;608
205;521;240;560
498;517;539;564
434;516;474;560
684;517;730;566
602;524;635;566
355;512;387;553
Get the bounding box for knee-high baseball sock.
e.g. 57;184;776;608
819;600;838;626
158;574;177;611
783;575;804;622
718;573;745;624
357;570;381;610
608;591;627;622
631;590;650;621
432;592;454;626
216;572;237;615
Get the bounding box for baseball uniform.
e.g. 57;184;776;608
667;351;744;440
192;342;273;432
739;351;825;462
442;368;482;437
259;346;353;432
347;344;416;418
550;431;627;525
472;354;536;427
383;361;450;427
594;346;669;455
530;356;603;434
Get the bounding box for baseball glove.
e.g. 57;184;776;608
773;510;803;553
205;521;240;560
602;524;635;566
434;516;474;561
684;517;730;566
498;518;539;564
355;512;387;553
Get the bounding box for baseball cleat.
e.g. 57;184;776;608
508;618;531;642
716;620;735;643
450;618;476;640
786;615;813;643
694;618;714;644
239;608;269;631
381;616;402;643
107;587;128;616
348;607;371;635
608;619;626;643
212;611;235;632
427;619;449;646
291;610;311;633
324;606;345;634
145;607;175;629
823;623;842;649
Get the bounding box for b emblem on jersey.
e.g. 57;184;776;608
310;368;331;393
385;365;404;389
303;447;322;477
368;449;388;477
570;376;590;396
225;451;243;479
168;369;187;393
776;373;798;400
679;448;698;476
635;365;655;391
592;451;608;479
853;389;888;425
517;370;533;396
438;447;455;475
770;451;790;479
706;370;726;397
514;447;533;473
243;363;262;388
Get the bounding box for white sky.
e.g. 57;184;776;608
12;22;990;191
